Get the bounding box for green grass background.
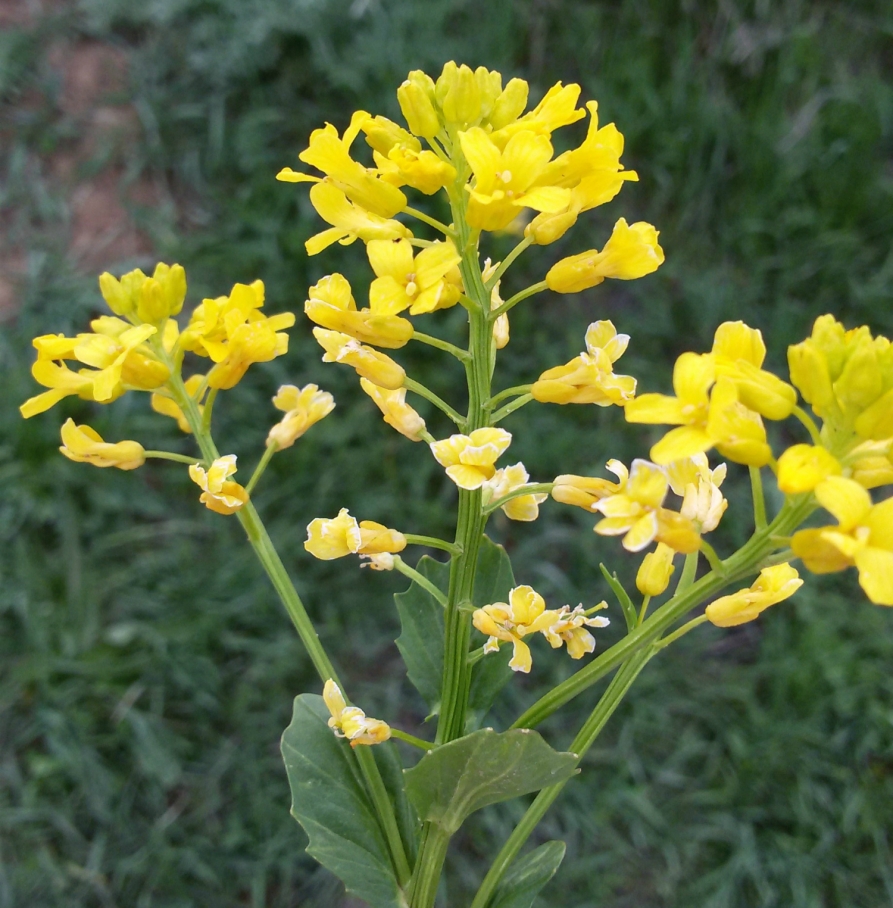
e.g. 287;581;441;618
2;1;893;906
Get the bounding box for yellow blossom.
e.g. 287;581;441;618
313;328;406;390
791;477;893;605
323;680;391;747
367;238;462;316
593;459;700;553
540;604;610;659
711;321;797;420
304;273;413;349
482;463;547;521
551;460;628;510
59;419;145;470
545;218;664;293
300;182;413;256
532;320;636;406
397;70;441;138
304;508;406;561
99;262;186;324
277;111;406;218
359;378;427;441
459;127;570;231
472;585;564;673
189;455;249;515
491;81;586;144
625;354;771;466
267;384;335;449
151;375;206;434
776;443;842;494
636;543;676;596
665;453;728;533
430;428;512;490
482;259;509;349
705;563;803;627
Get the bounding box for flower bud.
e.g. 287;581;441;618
59;419;145;470
489;77;529;130
706;564;803;627
99;268;148;318
776;444;842;494
435;61;481;126
636;543;675;596
136;263;187;324
397;71;440;138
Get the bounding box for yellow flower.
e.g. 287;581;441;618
665;453;728;533
367;238;462;316
397;70;441;138
482;463;547;521
323;680;391;747
776;443;842;494
788;316;893;439
99;262;186;324
491;81;586;143
189;455;249;515
593;459;700;553
551;460;628;510
532;320;636;406
304;508;406;561
277;111;407;218
59;419;145;470
526;102;639;245
472;585;564;673
430;428;512;490
180;280;295;390
545;218;664;293
791;477;893;605
433;62;506;129
711;321;797;420
304;273;413;349
540;604;610;659
362;114;457;195
636;543;676;596
459;127;571;231
267;384;335;449
21;321;167;418
705;563;803;627
313;328;406;390
151;375;207;434
625;354;771;466
359;378;427;441
300;182;413;256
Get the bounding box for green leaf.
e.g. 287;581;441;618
600;563;638;632
394;555;449;711
403;728;578;834
467;536;517;729
490;841;567;908
281;695;407;908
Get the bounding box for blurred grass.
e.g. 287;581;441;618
2;1;893;906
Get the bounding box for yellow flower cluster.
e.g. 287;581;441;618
472;585;609;673
304;508;406;562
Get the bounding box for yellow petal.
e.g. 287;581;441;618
814;476;872;530
854;547;893;605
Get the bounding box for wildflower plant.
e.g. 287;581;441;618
20;62;893;907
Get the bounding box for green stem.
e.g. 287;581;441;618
201;387;218;434
511;495;816;730
487;384;533;409
409;827;450;908
390;728;435;751
491;393;534;424
403;534;462;555
245;442;277;495
403;206;455;237
470;651;652;908
353;746;412;887
485;236;533;290
491;280;547;319
393;556;448;607
675;551;699;595
413;332;471;362
482;483;553;516
750;465;768;531
638;595;651;625
404;377;466;428
654;614;708;650
144;450;205;466
699;539;725;575
792;405;823;446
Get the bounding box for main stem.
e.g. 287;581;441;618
410;162;493;908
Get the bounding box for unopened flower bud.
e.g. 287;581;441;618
636;543;676;596
397;71;440;138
